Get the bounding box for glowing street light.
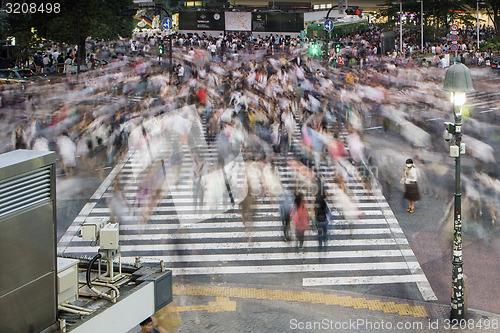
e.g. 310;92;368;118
442;63;474;320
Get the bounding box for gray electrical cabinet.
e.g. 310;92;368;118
0;150;57;333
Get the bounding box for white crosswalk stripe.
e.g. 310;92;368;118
57;111;437;301
63;239;407;254
116;249;416;263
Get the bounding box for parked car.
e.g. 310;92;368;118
0;68;49;86
491;56;500;70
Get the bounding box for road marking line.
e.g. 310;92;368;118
172;285;428;318
61;218;393;237
64;228;393;244
156;261;417;275
120;249;415;263
109;184;375;195
88;211;281;219
303;274;429;286
88;207;384;216
99;194;387;202
114;218;391;230
61;238;407;254
108;228;392;241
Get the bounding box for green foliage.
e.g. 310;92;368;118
464;0;500;37
4;13;44;61
5;0;135;48
0;14;7;40
479;37;500;51
378;0;489;33
376;0;500;43
420;25;448;43
158;0;181;13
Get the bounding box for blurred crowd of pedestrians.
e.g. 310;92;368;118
1;25;499;245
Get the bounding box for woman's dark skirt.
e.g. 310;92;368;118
404;182;420;201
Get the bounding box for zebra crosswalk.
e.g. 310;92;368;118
57;109;437;302
466;91;500;114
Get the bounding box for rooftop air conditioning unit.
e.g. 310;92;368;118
0;150;57;333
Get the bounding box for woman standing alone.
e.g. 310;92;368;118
402;158;420;213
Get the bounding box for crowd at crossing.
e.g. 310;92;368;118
1;24;498;295
38;32;443;298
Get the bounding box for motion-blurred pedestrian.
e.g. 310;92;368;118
193;154;206;210
278;189;294;242
239;180;255;242
290;192;308;251
56;131;77;177
314;182;329;250
177;64;184;86
12;125;28;150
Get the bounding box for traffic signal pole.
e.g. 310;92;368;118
158;43;163;63
76;3;81;80
159;7;173;75
125;3;174;75
154;4;173;75
170;32;172;75
325;7;337;62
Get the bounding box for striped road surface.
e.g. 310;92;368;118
58;113;437;302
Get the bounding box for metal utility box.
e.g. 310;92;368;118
99;223;119;250
57;257;80;305
0;150;57;333
81;217;108;241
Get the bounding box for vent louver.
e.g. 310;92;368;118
0;166;52;217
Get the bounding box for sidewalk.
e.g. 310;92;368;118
130;283;500;333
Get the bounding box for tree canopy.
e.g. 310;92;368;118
469;0;500;37
378;0;499;37
5;0;135;47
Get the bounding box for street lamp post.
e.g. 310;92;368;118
417;0;423;53
391;2;403;55
443;63;474;320
399;1;403;55
476;1;485;50
477;1;480;49
76;2;81;80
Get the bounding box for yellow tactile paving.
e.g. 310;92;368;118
172;285;429;318
166;296;237;313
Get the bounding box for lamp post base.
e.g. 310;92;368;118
451;300;465;320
